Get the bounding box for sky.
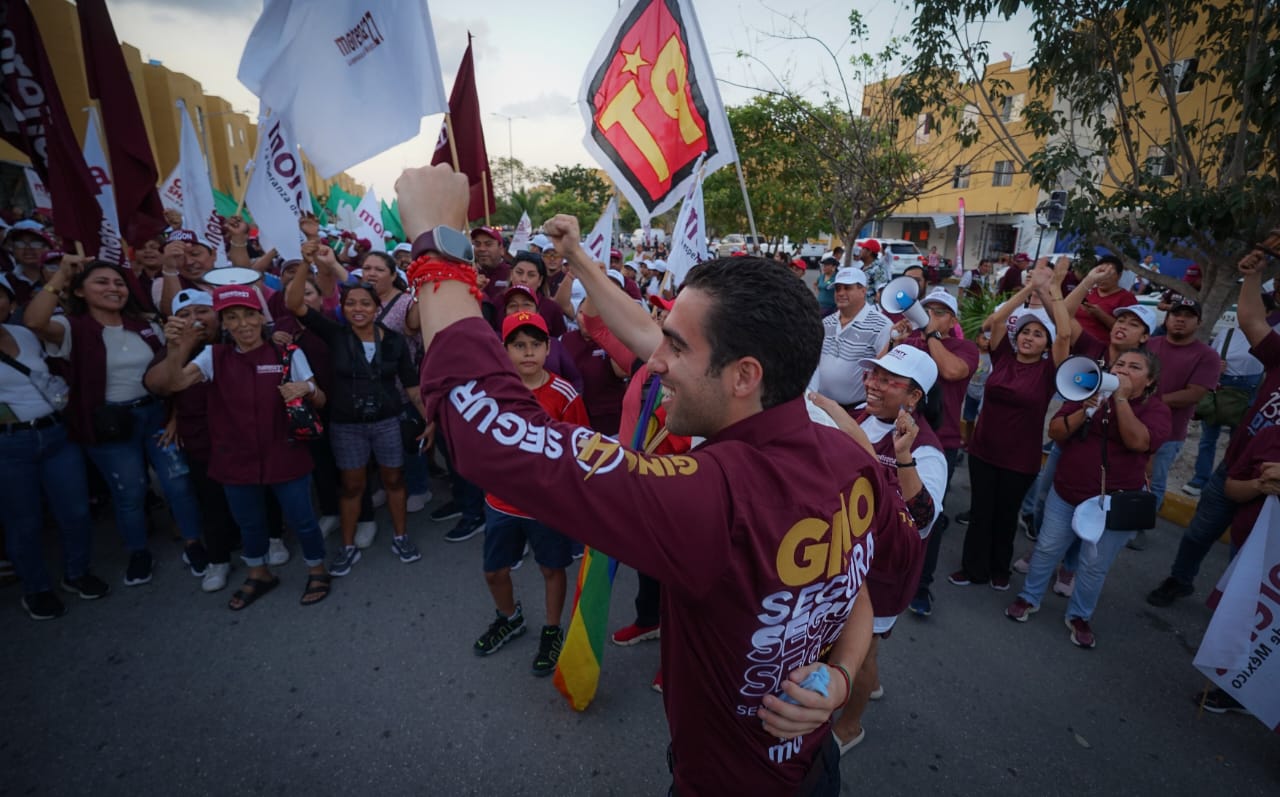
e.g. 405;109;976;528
107;0;1036;196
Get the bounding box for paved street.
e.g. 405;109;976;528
5;463;1278;796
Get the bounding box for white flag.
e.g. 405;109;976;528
237;0;449;178
244;108;311;261
584;196;618;264
82;108;126;266
665;157;707;289
1193;496;1280;732
24;168;52;214
176;100;228;265
508;212;532;255
353;188;387;252
158;165;182;213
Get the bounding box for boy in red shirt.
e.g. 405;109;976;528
475;311;590;677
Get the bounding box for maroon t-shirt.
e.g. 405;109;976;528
968;335;1058;473
1227;426;1280;548
902;331;979;450
1225;330;1280;468
1072;333;1109;363
561;328;628;435
1145;336;1220;441
1075;287;1137;344
1052;394;1172;504
482;261;512;305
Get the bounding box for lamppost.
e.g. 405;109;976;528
490;112;525;197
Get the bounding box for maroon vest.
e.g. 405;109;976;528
856;409;943;618
148;346;213;462
64;314;163;444
207;343;312;485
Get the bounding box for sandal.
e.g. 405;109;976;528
300;572;332;606
228;576;280;611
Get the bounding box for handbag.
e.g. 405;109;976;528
1194;329;1251;427
0;349;70;412
1099;411;1157;531
278;343;324;441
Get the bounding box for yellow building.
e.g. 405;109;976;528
0;0;363;221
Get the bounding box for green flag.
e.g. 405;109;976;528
213;188;252;225
381;199;405;242
310;193;325;222
325;184;360;218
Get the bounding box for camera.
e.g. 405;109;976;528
353;393;381;422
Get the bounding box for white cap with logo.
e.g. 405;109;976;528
860;345;939;393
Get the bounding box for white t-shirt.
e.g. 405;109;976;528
0;324;58;421
191;344;314;383
808;304;893;405
47;315;160;402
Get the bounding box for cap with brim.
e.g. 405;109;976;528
790;258;807;271
921;289;959;316
530;233;552;251
1012;253;1032;264
1072;496;1109;544
1168;297;1202;317
833;267;866;286
4;220;52;246
502;284;538;307
1013;307;1057;341
605;268;626;288
1113;304;1157;334
855;239;881;255
212;285;261;313
650;260;668;273
648;294;674;312
470;226;504;243
167;229;215;252
172;288;214;315
392;242;412;254
501;310;548;341
859;345;939;393
610;249;623;260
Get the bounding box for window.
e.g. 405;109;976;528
952;165;971;189
195;105;205;134
915;113;934;145
226;122;233;144
1163;57;1199;95
1000;93;1024;122
992;160;1015;187
233;164;241;188
901;222;930;244
239;128;246;145
1145;146;1175;177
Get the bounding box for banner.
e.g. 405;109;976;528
381;199;405;242
955;198;966;277
326;183;361;228
82;108;126;266
430;37;495;222
352;188;387;252
507;211;532;254
1193;496;1280;731
579;0;738;225
664;155;706;289
24;168;51;215
159;165;182;213
176;100;227;265
244;108;309;260
584;196;618;265
238;0;448;178
0;0;102;252
77;0;165;244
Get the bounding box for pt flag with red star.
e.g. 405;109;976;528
579;0;737;225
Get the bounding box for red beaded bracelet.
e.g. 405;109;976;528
405;255;484;304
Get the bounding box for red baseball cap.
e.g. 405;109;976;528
502;284;538;308
609;248;623;260
470;226;504;243
856;239;881;255
212;285;261;313
790;258;807;271
501;310;548;341
1012;252;1032;264
648;294;675;312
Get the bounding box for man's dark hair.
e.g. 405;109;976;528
681;257;822;409
1097;254;1124;275
504;324;549;346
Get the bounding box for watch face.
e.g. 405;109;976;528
434;226;474;263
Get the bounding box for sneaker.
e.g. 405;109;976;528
990;574;1011;591
531;625;564;676
406;491;432;513
371;488;387;508
955;511;970;525
1126;530;1147;551
474;603;526;656
509;557;523;572
21;591;66;620
60;574;110;600
444;516;484;543
1147;577;1194;607
1181;482;1203;497
908;590;933;617
834;728;866;756
328;545;362;577
869;685;884;700
182;542;210;577
201;562;231;593
429;500;462;522
317;515;340;538
1021;512;1038;541
267;538;290;566
612;623;661;646
1066;617;1096;648
947;570;974;586
1005;597;1038;622
354;521;378;549
1012;556;1030;574
1199;688;1249;715
124;550;153;586
1053;568;1075;597
651;670;663;693
392;535;422;564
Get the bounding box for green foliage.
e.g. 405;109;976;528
547;165;611;208
959;290;1005;342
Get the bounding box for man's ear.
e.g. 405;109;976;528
729;356;764;400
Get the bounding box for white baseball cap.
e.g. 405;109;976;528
650;259;668;273
1013;307;1057;342
171;288;214;315
921;288;959;316
530;233;553;251
833;267;867;286
392;242;412;254
1113;304;1157;334
860;345;939;393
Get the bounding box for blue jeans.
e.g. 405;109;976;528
1018;442;1080;570
400;402;430;497
1190;374;1262;486
0;421;93;594
1019;487;1134;621
1169;463;1236;587
438;434;483;522
223;475;325;567
85;399;203;552
1148;439;1184;512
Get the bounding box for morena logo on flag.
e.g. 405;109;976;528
584;0;721;213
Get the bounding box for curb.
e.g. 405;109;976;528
1159;492;1233;543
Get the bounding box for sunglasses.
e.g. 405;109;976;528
863;370;913;391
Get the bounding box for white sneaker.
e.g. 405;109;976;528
406;490;432;513
371;489;387;508
268;538;290;566
317;515;340;538
201;562;230;593
1013;556;1030;574
355;521;378;549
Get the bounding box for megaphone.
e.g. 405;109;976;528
880;276;929;331
1055;356;1120;416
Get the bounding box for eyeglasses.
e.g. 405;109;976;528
11;239;48;250
863;370;913;391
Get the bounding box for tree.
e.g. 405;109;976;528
898;0;1280;336
490;156;548;202
547;164;612;209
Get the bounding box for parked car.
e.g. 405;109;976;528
859;238;927;277
715;233;767;258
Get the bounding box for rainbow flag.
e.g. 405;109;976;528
554;378;664;710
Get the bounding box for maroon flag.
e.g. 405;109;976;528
0;0;101;252
431;37;495;222
77;0;165;244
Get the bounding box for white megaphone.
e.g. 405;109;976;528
880;276;930;333
1055;356;1120;417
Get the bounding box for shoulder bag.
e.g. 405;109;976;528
1194;329;1251;427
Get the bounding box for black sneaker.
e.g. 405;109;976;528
1021;512;1038;541
22;591;67;620
531;625;564;677
474;603;525;656
445;516;484;543
956;511;970;525
124;550;153;586
1199;688;1249;715
1147;577;1193;607
182;541;210;577
60;573;110;600
430;500;462;523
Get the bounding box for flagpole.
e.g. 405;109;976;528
233;163;250;217
444;113;462;172
733;159;759;248
481;171;492;227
